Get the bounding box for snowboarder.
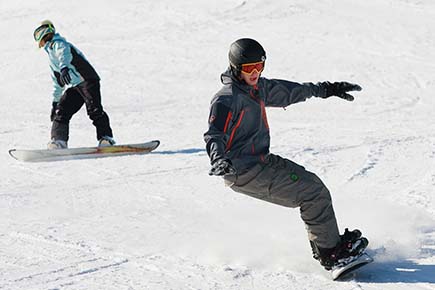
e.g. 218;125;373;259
33;20;115;149
204;38;368;270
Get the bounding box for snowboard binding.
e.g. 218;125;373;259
311;228;369;270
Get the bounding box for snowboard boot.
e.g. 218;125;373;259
311;228;369;270
47;139;68;150
98;136;116;147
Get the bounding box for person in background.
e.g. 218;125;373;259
204;38;368;270
33;20;115;149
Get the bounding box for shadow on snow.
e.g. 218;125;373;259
152;148;206;155
349;259;435;283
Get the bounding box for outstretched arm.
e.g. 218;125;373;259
263;79;361;107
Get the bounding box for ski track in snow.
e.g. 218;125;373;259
347;136;422;181
1;232;129;289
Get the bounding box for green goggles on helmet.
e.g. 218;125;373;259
33;24;55;42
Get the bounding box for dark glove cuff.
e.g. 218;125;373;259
319;81;334;98
211;157;231;166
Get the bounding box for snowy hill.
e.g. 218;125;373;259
1;0;435;289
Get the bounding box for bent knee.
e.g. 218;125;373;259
88;108;106;120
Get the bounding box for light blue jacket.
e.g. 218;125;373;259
43;33;100;102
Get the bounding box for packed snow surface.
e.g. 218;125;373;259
1;0;434;289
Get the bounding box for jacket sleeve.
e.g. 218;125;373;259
50;69;63;102
52;40;73;69
203;95;233;164
263;78;327;107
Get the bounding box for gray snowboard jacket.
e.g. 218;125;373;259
204;68;330;174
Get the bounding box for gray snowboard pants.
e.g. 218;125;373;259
224;153;340;249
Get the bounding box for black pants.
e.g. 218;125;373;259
51;80;113;141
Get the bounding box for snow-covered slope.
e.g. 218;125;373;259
1;0;434;289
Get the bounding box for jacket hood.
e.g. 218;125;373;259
220;67;235;85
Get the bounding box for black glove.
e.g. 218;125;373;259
60;67;71;85
208;158;236;176
323;81;362;101
50;101;58;122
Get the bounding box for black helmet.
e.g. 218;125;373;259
229;38;266;75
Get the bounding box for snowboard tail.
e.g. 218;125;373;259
9;140;160;162
331;252;373;280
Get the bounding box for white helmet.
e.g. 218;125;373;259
33;20;55;48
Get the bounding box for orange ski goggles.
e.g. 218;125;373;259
241;61;265;75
